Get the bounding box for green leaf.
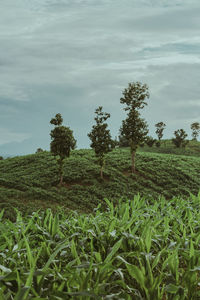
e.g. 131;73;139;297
126;264;145;289
0;271;17;282
144;226;152;253
0;265;11;273
14;287;30;300
52;213;59;237
104;239;122;264
190;239;195;258
55;291;100;298
165;284;181;294
42;242;68;272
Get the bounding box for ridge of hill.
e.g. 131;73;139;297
138;139;200;156
0;148;199;218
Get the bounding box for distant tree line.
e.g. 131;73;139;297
119;121;199;149
47;81;199;184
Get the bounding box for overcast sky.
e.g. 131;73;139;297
0;0;200;155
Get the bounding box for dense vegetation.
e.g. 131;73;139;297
0;194;200;299
0;144;199;218
0;64;199;299
139;139;200;157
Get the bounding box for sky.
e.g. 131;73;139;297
0;0;200;155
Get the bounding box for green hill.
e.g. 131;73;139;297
0;148;200;218
139;139;200;156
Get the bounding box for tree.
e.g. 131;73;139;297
120;82;149;173
50;113;76;185
191;122;200;141
146;136;156;147
172;129;188;148
155;122;166;147
36;148;44;153
88;106;115;179
118;130;129;147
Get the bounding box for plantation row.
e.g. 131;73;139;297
0;194;200;299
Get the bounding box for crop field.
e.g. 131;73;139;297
139;140;200;157
0;148;200;217
0;194;200;299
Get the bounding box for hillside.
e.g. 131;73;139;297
138;139;200;156
0;148;200;218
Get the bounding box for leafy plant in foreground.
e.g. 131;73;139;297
1;194;200;298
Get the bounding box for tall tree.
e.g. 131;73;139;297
172;129;188;148
155;122;166;147
50;113;76;185
120;82;149;173
191;122;200;141
88;106;114;179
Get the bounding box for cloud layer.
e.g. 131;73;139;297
0;0;199;154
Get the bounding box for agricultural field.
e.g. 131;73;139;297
0;194;200;299
0;147;199;298
139;139;200;157
0;148;200;217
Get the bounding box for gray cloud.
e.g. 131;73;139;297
0;0;199;153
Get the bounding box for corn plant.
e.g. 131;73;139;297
0;193;200;299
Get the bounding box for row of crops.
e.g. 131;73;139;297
0;193;200;299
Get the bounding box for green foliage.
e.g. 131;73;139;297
172;129;188;148
139;139;200;157
35;148;44;153
120;110;149;153
120;82;149;173
191;122;200;141
118;131;129;147
50;113;76;185
145;136;156;147
155;121;166;141
1;194;200;298
120;81;150;110
88;106;115;178
50;113;63;126
155;140;161;148
0;149;199;216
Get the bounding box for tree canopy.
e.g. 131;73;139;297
191;122;200;141
120;82;149;173
50;113;76;185
88;106;114;179
172;129;188;148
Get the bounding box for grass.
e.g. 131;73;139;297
0;194;200;299
0;146;199;217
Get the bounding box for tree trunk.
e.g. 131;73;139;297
100;165;103;179
58;158;64;186
59;173;63;186
131;151;136;173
